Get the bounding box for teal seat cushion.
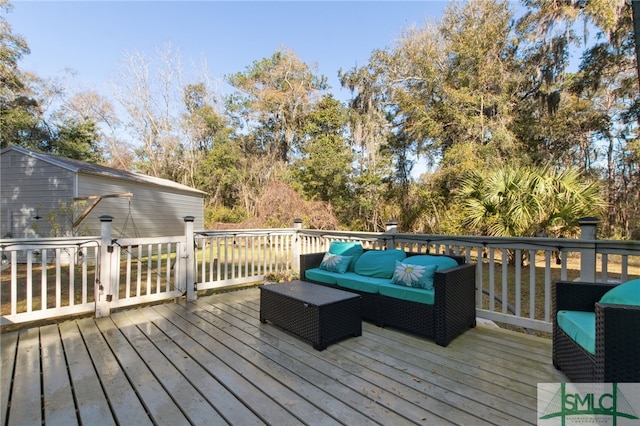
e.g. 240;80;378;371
304;268;340;286
336;273;390;294
379;282;435;305
557;310;596;355
600;278;640;306
404;254;459;271
391;261;437;289
354;249;407;278
328;241;364;272
319;253;352;274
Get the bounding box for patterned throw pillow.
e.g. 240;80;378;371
319;253;353;274
391;261;437;289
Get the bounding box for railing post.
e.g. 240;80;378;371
578;217;599;282
292;218;302;274
183;216;196;301
386;220;398;233
96;215;113;318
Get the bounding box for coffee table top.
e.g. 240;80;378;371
260;280;360;306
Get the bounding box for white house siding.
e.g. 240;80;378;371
1;149;75;238
1;146;205;239
77;173;204;237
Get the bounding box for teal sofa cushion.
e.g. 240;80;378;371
404;254;458;271
304;268;340;286
336;273;390;294
557;310;596;355
354;249;407;278
319;253;352;274
328;241;363;272
391;261;437;289
600;278;640;306
379;282;435;305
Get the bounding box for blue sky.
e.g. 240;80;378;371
9;1;452;101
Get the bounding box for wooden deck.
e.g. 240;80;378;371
1;286;567;425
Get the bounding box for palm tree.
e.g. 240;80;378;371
458;163;606;238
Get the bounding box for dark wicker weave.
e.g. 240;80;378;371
300;251;476;346
552;280;640;383
260;280;362;351
380;262;476;346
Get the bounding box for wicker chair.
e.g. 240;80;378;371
552;280;640;383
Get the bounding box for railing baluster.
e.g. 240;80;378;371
11;252;17;316
544;251;551;322
601;253;609;283
125;246;132;299
529;249;536;320
489;248;495;312
560;250;568;281
502;249;508;314
69;248;75;307
136;245;142;297
146;244;152;295
475;247;483;309
515;249;522;317
41;250;48;311
166;243;172;292
26;250;33;313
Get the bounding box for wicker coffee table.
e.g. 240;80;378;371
259;280;362;350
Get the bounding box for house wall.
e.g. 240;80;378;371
77;174;204;237
1;148;205;239
1;150;75;238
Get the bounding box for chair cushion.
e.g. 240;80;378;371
319;253;352;274
328;241;363;272
403;254;459;271
336;273;389;294
391;261;437;289
354;249;407;278
379;282;435;305
557;310;596;355
599;278;640;306
304;268;339;286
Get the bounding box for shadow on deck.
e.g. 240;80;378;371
1;287;567;425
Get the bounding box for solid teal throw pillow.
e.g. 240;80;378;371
391;261;437;289
403;254;458;271
600;278;640;306
319;253;352;274
328;241;363;272
354;249;407;278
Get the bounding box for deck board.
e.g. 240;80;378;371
135;306;268;425
59;319;115;426
161;301;359;425
0;331;17;421
9;328;41;426
188;298;439;425
93;316;188;425
75;317;153;426
1;286;568;425
41;323;76;426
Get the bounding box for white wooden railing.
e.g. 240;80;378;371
297;222;640;333
2;217;639;333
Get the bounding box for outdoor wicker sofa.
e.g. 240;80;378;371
300;246;476;347
552;279;640;383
